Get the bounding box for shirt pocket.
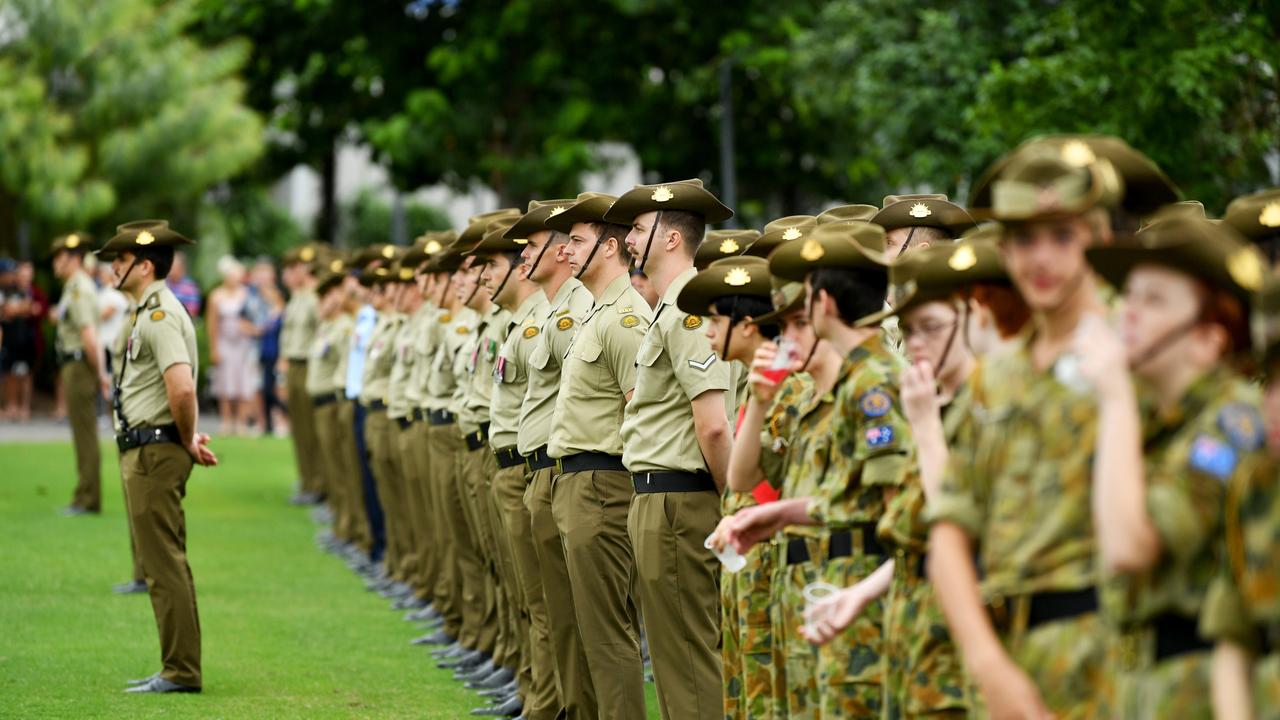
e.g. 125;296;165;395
529;339;551;372
635;340;663;368
571;337;608;393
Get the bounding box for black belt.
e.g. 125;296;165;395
412;408;425;422
428;409;456;426
366;399;387;411
631;470;715;494
556;452;626;474
116;424;182;453
494;446;524;469
1151;613;1213;662
785;527;884;566
464;423;490;451
526;446;554;471
288;357;308;364
57;350;85;365
989;587;1098;632
311;392;340;408
396;416;414;430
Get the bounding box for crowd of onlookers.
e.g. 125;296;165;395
0;249;295;437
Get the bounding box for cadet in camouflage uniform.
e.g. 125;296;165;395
473;219;558;717
800;239;1020;718
1203;259;1280;718
281;245;322;503
51;232;109;516
510;199;597;719
604;179;735;720
726;221;911;719
676;255;781;720
1070;216;1268;720
925;139;1176;719
98;221;216;694
545;192;652;719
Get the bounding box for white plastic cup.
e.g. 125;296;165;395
803;581;841;606
705;533;747;573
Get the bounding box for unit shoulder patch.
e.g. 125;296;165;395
865;425;895;448
556;316;574;331
859;388;893;418
455;325;470;335
682;314;703;330
440;313;453;323
523;326;540;339
149;310;166;322
1217;403;1263;452
621;314;640;329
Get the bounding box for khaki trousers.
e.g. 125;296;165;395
466;447;519;666
391;418;423;585
425;422;467;640
285;361;321;495
407;419;438;595
335;400;371;552
63;360;101;512
628;490;724;720
457;445;498;654
313;401;346;532
484;456;523;672
494;461;560;720
121;442;201;688
528;466;598;719
364;409;404;578
553;469;646;719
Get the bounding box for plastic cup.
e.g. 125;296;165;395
763;337;799;383
801;581;842;636
704;533;747;573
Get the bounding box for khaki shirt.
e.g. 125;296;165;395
334;311;355;393
489;292;548;450
460;304;510;433
548;272;652;458
621;266;731;473
114;281;197;431
387;307;426;419
422;307;477;411
516;278;593;454
306;314;353;397
404;303;439;409
358;312;403;405
281;287;318;360
55;269;98;355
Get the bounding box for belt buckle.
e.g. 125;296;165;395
554;457;563;474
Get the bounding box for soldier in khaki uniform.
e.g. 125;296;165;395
509;199;597;719
543;192;652;718
674;256;781;720
473;224;557;716
603;179;734;720
97;221;216;694
281;246;322;504
50;232;109;515
308;261;365;558
383;263;425;601
357;263;409;586
696;228;759;270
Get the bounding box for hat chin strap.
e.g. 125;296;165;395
115;257;139;293
575;226;611;280
464;263;487;306
489;260;518;305
636;211;664;275
1128;316;1202;373
526;232;559;282
896;226;918;259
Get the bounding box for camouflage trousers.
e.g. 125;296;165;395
994;609;1113;720
723;541;782;720
775;534;884;720
881;554;966;719
1110;631;1211;720
1257;652;1280;720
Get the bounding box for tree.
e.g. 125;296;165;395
0;0;263;255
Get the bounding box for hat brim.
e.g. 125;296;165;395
675;269;773;317
871;203;976;236
603;189;733;226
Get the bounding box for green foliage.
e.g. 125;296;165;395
0;0;263;250
340;189;452;249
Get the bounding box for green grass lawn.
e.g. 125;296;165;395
0;436;500;718
0;435;665;718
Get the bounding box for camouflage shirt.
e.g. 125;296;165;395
1104;369;1263;626
804;335;912;527
928;328;1100;599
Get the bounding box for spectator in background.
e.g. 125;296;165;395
167;250;202;318
245;258;288;436
206;256;260;436
2;261;47;421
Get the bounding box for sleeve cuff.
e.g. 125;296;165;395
925;494;982;538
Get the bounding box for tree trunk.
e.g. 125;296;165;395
317;138;338;246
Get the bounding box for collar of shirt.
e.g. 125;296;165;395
662;265;698;307
139;279;167;307
546;276;584;316
584;271;632;325
509;291;543;329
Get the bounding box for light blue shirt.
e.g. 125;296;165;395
345;304;378;399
